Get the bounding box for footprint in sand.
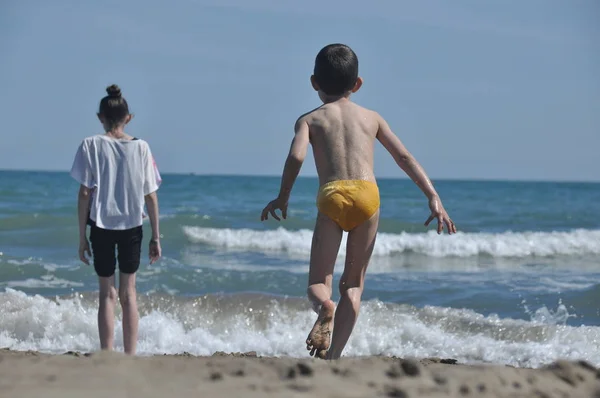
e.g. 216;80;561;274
306;300;335;359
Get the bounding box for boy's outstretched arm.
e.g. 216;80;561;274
261;118;310;221
376;113;457;234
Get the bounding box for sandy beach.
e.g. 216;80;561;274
0;349;598;398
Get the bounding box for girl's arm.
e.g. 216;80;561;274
77;184;92;264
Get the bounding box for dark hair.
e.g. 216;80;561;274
313;44;359;96
98;84;130;128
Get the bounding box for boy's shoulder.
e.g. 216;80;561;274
350;102;381;119
296;102;381;123
295;106;323;126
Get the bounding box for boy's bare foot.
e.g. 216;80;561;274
306;299;335;359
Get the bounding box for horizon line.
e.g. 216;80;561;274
0;168;598;184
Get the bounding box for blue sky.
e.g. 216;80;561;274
1;0;598;181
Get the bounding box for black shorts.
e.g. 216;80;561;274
89;221;143;277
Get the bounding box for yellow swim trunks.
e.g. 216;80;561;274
316;180;380;232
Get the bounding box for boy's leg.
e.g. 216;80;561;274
327;210;379;360
119;272;138;355
98;275;117;351
306;212;343;358
116;226;143;355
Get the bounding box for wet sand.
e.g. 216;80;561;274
0;349;598;397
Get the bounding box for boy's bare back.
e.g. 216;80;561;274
262;42;455;235
300;100;379;186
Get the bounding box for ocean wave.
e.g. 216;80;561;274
0;289;597;368
182;227;600;258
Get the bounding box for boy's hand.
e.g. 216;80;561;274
261;197;288;221
425;196;457;234
79;239;91;265
149;239;161;264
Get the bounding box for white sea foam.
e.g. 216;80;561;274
0;288;598;368
182;226;600;258
7;258;44;266
1;275;84;290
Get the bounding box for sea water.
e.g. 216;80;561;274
0;171;599;368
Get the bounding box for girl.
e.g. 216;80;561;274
70;84;162;355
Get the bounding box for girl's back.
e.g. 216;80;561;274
72;134;160;230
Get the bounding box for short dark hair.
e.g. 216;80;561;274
313;44;359;96
98;84;130;128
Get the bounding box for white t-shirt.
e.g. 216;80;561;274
70;134;162;230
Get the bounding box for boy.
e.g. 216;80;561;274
261;44;456;360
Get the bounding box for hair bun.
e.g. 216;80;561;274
106;84;122;98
